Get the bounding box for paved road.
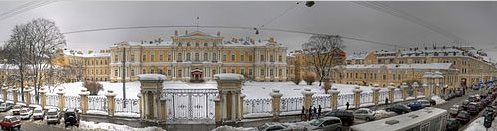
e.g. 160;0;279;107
0;110;88;131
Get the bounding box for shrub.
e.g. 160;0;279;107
83;81;103;95
323;81;332;94
303;72;316;85
293;76;302;85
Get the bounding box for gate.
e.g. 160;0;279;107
164;88;217;120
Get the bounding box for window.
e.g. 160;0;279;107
278;55;282;62
167;70;171;76
131;69;134;76
114;55;118;62
195;42;199;47
383;75;386;80
222;68;226;73
178;42;182;47
187;42;191;46
231;69;235;73
186;53;191;61
222;55;227;61
159;54;163;62
241;53;245;62
151;54;155;62
212;69;216;75
142;55;146;61
270;55;274;62
177;53;182;61
261;69;265;76
167;54;171;61
203;53;208;61
249;69;253;76
204;43;208;47
130;55;135;62
195;53;199;61
241;69;245;75
231;54;235;61
159;69;163;74
142;69;146;74
114;70;118;77
178;70;182;77
249;55;253;62
261;55;265;61
278;69;282;76
212;53;217;61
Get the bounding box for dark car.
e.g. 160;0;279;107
468;96;480;102
426;98;436;106
446;118;460;131
456;111;471;124
64;109;80;128
407;101;424;111
386;104;411;114
455;89;464;97
467;102;480;115
462;100;470;110
324;109;354;126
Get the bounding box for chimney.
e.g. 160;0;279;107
217;31;220;36
175;30;178;36
185;30;188;35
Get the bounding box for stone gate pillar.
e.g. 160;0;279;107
2;87;7;103
12;88;18;104
412;82;419;99
302;88;314;111
239;94;246;120
423;83;430;97
214;73;245;125
137;74;166;123
270;89;283;121
353;86;363;109
388;83;395;104
372;84;380;106
57;88;65;110
39;88;47;109
79;89;90;114
330;88;340;110
400;83;408;101
24;88;32;106
105;90;116;117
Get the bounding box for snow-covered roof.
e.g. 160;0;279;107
137;74;166;81
214;73;245;81
63;50;110;58
346;52;368;60
339;63;454;70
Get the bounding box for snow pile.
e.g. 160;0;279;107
80;121;165;131
137;74;166;81
212;126;257;131
431;96;446;105
464;117;497;131
374;110;397;119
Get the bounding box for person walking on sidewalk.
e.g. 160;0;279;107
301;106;305;121
346;102;350;110
318;105;322;118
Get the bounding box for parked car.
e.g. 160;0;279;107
446;118;461;131
473;85;480;90
468;95;480;102
426;98;436;106
46;108;61;125
0;103;13;112
0;116;20;130
407;101;424;111
456;111;471;124
467;102;480;115
353;108;376;121
449;105;462;116
257;123;289;131
417;99;431;107
462;100;470;110
64;109;80;128
324;109;354;126
305;117;344;131
455;89;464;97
386;104;411;114
19;108;33;120
11;105;22;115
32;107;45;120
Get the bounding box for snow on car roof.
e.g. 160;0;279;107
4;116;15;119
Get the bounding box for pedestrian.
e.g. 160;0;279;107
313;107;317;119
318;105;322;118
301;106;305;121
385;98;389;105
346;102;350;110
308;106;313;120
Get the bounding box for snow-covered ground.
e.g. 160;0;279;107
43;81;382;99
212;126;257;131
464;117;497;131
374;109;397;119
80;121;166;131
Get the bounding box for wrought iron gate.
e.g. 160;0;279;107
164;88;217;120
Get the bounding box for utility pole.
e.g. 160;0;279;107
122;47;127;108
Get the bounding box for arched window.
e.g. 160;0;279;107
186;53;191;61
212;53;217;61
195;53;199;61
177;53;182;61
204;53;208;61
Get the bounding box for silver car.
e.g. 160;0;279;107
353;108;376;121
257;123;290;131
417;99;431;107
306;117;343;131
449;105;461;116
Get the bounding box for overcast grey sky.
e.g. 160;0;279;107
1;1;497;59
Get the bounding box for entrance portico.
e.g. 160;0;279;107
191;69;204;82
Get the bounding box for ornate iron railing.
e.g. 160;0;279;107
394;89;402;100
46;94;58;107
338;94;354;107
115;98;139;114
7;92;13;101
88;96;107;112
65;95;81;109
243;98;272;114
379;90;389;103
312;95;330;109
360;92;373;105
164;88;218;120
280;97;304;112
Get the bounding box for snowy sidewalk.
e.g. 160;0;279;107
464;117;497;131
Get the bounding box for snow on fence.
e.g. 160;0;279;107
379;90;389;103
115;98;139;114
338;94;354;107
394;89;402;100
65;95;81;109
360;92;373;105
280;97;303;113
47;94;59;107
164;88;217;120
88;96;107;112
312;95;331;109
7;93;13;101
243;98;272;114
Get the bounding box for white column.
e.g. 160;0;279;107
222;92;227;120
231;92;236;120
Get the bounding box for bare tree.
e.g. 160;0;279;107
302;34;345;86
5;18;66;103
